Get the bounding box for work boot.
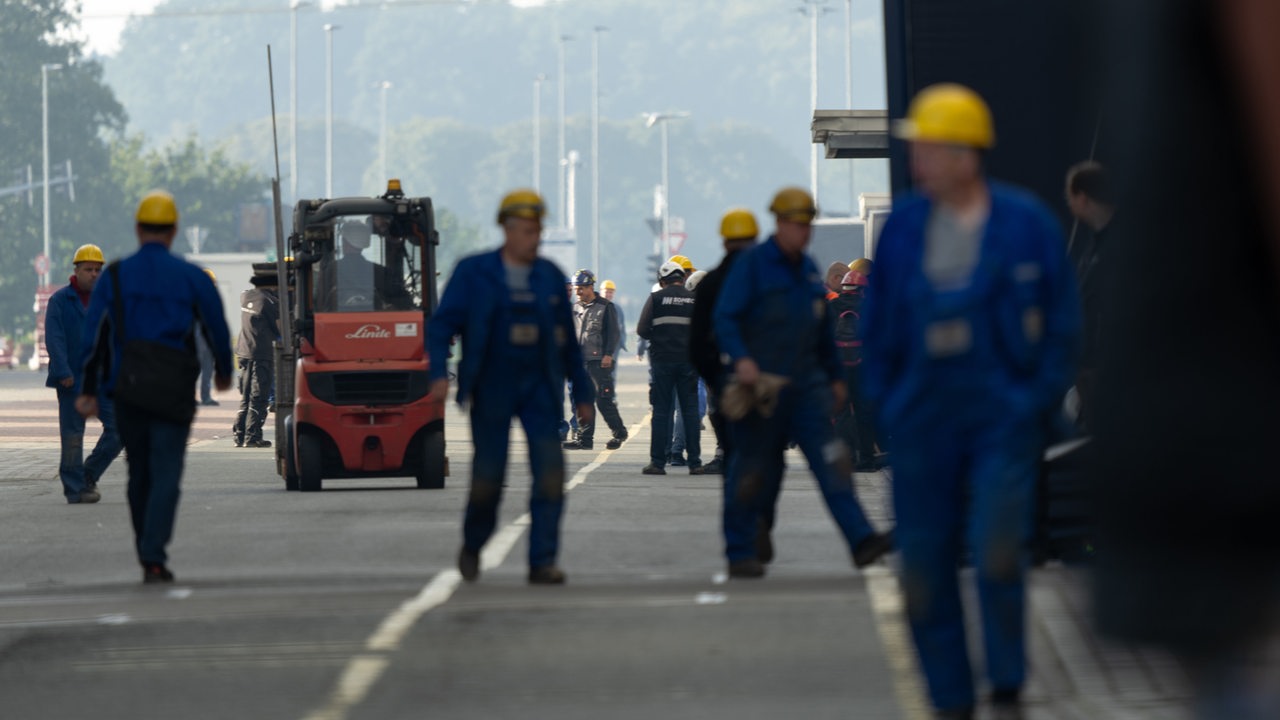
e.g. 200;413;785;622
688;464;705;475
84;472;98;493
245;439;272;448
71;489;101;505
528;566;567;585
641;463;666;475
668;453;686;467
605;434;625;450
701;457;724;474
142;564;174;584
457;547;480;582
562;439;593;450
728;559;765;579
853;531;895;568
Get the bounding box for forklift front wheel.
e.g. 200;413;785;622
416;428;445;489
299;432;324;492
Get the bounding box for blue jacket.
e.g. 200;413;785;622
44;280;89;390
861;182;1080;432
80;242;233;397
713;236;842;387
427;249;594;408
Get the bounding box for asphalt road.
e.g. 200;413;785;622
0;362;907;720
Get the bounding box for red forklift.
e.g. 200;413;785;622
274;180;447;491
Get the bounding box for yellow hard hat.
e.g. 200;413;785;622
72;244;105;265
496;189;547;224
203;267;217;282
769;187;817;223
719;208;759;240
849;258;873;276
136;190;179;225
893;83;995;149
667;254;694;272
602;280;616;291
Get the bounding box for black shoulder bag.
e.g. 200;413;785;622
108;262;201;425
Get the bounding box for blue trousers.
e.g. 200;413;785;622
671;379;708;456
115;401;193;566
891;416;1040;712
466;373;566;569
56;387;124;501
722;382;874;562
649;362;701;467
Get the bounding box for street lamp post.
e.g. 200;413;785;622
557;34;571;225
642;111;690;258
591;26;607;277
41;62;62;288
290;2;310;204
532;74;545;193
377;81;392;183
323;23;339;198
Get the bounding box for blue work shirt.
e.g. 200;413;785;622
45;280;90;391
713;236;842;388
80;242;233;397
427;249;594;408
861;182;1080;432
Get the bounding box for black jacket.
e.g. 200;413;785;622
689;249;744;387
235;287;279;360
574;295;620;362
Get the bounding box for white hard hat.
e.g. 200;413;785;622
658;260;685;281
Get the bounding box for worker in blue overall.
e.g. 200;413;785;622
427;189;595;586
45;243;123;504
713;187;894;579
861;84;1080;720
77;191;233;583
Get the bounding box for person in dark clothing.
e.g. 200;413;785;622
232;273;280;448
636;262;703;475
1063;160;1116;423
1093;2;1280;717
690;208;761;475
829;267;879;471
563;269;627;450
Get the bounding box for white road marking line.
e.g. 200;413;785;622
864;566;932;720
694;592;727;605
165;588;193;600
301;417;638;720
96;614;131;625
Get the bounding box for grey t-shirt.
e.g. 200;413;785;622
924;206;988;291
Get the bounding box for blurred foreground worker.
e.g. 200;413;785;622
1094;2;1280;718
564;269;627;450
690;208;762;475
862;84;1079;720
232;271;280;448
636;261;703;474
45;243;122;504
601;280;628;353
714;187;893;579
77;191;233;583
1063;161;1117;423
427;189;594;585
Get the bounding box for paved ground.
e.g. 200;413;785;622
0;364;1194;719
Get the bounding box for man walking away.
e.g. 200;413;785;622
636;261;703;475
77;191;233;583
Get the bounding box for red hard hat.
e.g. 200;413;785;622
840;271;868;290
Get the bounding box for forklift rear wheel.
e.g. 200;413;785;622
416;429;445;489
283;431;300;491
299;432;324;492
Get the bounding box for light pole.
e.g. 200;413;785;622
642;111;690;258
377;81;392;183
41;62;62;288
290;1;310;204
323;23;339;198
591;26;607;277
532;73;545;193
805;0;823;207
557;34;571;226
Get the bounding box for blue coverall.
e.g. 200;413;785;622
861;183;1080;712
80;243;233;568
427;250;594;570
45;279;123;501
713;237;878;564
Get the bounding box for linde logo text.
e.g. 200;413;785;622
345;324;391;339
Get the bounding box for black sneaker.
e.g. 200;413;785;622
562;439;593;450
701;458;724;474
641;463;666;475
728;559;765;579
605;437;623;450
853;531;895;568
233;437;245;448
688;464;705;475
142;564;174;584
71;489;101;504
668;453;686;467
246;439;273;448
458;547;480;582
528;565;566;585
